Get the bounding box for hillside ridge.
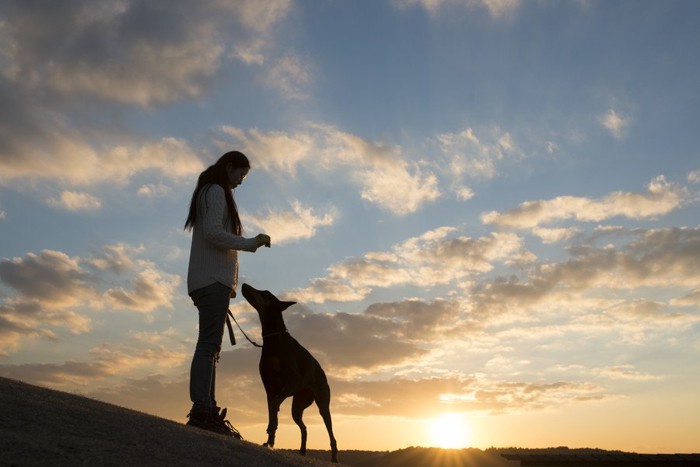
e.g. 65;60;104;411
0;376;336;466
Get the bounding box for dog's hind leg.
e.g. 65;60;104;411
264;396;283;449
291;388;314;456
315;385;338;463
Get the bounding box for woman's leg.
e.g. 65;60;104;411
189;282;231;411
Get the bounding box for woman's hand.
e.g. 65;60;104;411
255;233;271;248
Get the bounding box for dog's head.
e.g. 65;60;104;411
241;283;296;331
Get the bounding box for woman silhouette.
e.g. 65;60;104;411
184;151;270;436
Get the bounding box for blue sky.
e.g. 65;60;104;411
1;0;699;453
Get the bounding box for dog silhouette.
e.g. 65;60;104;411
241;283;338;463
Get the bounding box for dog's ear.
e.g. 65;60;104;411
279;301;296;312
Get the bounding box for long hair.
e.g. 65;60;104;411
184;151;250;235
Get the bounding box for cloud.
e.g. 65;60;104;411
284;306;430;375
290;227;534;303
231;295;464;376
435;127;521;200
671;289;700;306
47;190;102;212
392;0;521;19
244;200;338;244
87;243;141;274
0;245;181;354
599;109;631;140
220;126;315;175
264;53;314;99
0;0;291;106
0;250;94;309
0;134;204;187
455;186;475;201
0;0;291;194
469;227;700;323
482;176;685;228
137;183;171;198
223;124;441;215
0;297;91;356
438;127;519;180
532;227;581;244
104;263;180;314
330;375;609;417
290;279;371;304
593;365;662;382
0;337;188;391
0;313;56;357
688;170;700;184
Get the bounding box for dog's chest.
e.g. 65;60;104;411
261;355;283;373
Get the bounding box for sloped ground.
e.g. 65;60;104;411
0;376;337;467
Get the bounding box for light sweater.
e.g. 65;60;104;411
186;184;258;296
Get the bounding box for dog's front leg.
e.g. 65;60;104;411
263;395;283;449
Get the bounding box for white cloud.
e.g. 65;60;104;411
137;183;171;198
482;176;685;228
671;289;700;306
332;375;609;416
599;109;630;140
532;227;581;244
289;226;534;303
104;262;180;314
392;0;521;19
319;126;441;214
0;0;290;195
220;126;314;175
438;127;514;180
469;227;700;322
436;127;520;200
0;0;292;106
244;200;338;244
229;0;293;34
224;124;441;215
231;39;266;65
0;338;189;391
688;170;700;184
0;135;203;187
264;53;314;99
0;250;94;309
87;243;141;274
291;279;371;304
0;245;181;355
455;185;475;201
47;190;101;212
89;341;188;374
593;365;662;381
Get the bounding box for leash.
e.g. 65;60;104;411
226;310;262;348
226;309;289;349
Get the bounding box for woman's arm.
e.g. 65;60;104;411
201;185;260;252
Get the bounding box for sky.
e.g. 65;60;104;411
1;0;699;455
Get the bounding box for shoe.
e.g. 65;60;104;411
186;407;242;440
186;407;214;430
212;407;243;439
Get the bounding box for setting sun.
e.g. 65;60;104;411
427;413;472;449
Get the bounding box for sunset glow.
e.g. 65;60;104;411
1;0;699;455
427;413;472;449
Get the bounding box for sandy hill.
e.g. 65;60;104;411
0;376;337;466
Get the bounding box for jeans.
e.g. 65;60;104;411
189;282;232;411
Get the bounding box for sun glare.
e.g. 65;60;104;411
427;413;472;449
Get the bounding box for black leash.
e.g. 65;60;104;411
226;309;263;348
226;309;289;348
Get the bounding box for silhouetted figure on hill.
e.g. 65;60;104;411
184;151;271;436
241;283;338;463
